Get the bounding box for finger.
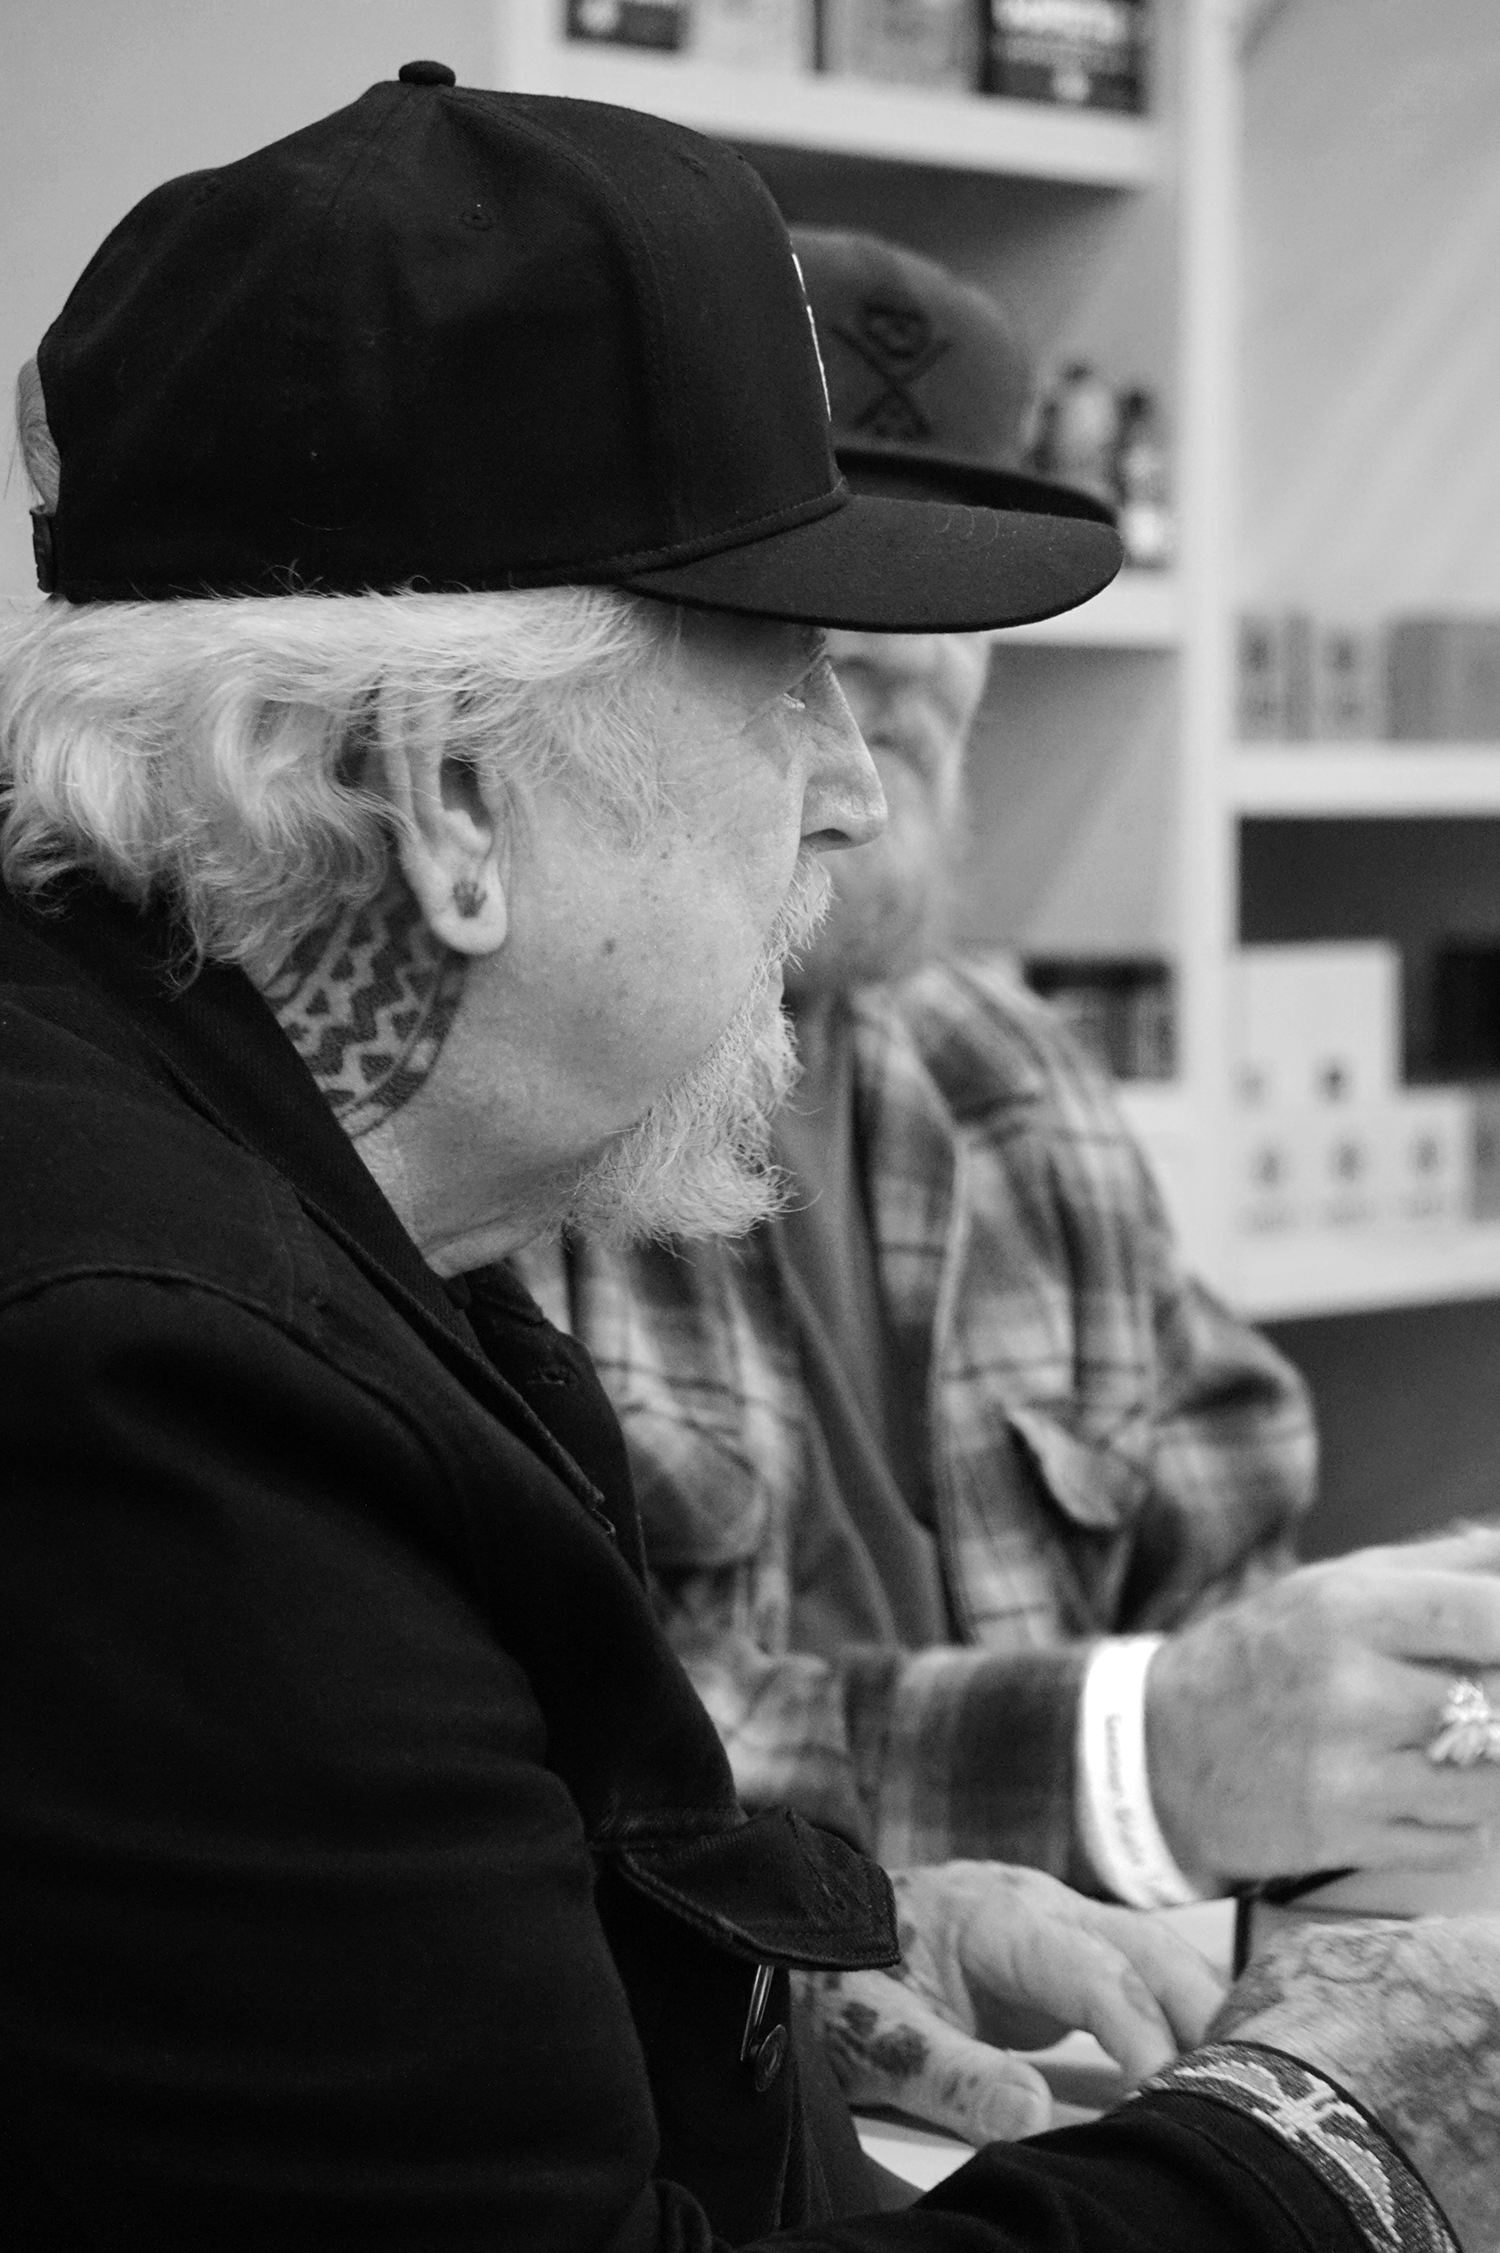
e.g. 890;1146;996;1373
1383;1661;1500;1785
1367;1520;1500;1575
1362;1572;1500;1666
1006;1923;1184;2084
952;1875;1225;2066
1327;1815;1495;1873
1387;1656;1484;1744
880;2015;1056;2146
809;1969;1053;2142
1377;1746;1500;1827
1085;1912;1227;2055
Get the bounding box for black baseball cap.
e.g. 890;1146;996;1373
793;226;1102;523
33;62;1121;630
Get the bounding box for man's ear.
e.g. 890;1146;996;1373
376;726;511;957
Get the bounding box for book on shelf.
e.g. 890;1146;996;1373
561;0;1156;110
1311;621;1386;740
565;0;688;50
1236;612;1306;741
1470;1083;1500;1219
693;0;815;67
1024;956;1174;1081
1236;613;1386;742
982;0;1150;113
1388;617;1500;742
820;0;979;89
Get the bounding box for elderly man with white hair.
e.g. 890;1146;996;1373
1;60;1498;2253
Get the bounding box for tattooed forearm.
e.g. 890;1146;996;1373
1221;1922;1500;2195
1217;1922;1414;2020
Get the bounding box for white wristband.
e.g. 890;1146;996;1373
1077;1635;1206;1909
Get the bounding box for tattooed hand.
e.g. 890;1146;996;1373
800;1964;1057;2144
1217;1914;1500;2250
801;1862;1224;2146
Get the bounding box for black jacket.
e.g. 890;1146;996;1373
0;879;1368;2252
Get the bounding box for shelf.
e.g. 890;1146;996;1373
1002;570;1180;649
1234;745;1500;818
1232;1221;1500;1319
495;40;1159;184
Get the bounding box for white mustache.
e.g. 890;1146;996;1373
768;849;834;976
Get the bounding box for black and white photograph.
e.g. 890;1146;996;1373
3;5;1500;2245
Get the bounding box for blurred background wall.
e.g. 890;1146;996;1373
1242;0;1500;619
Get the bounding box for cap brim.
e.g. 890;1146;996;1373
620;489;1122;633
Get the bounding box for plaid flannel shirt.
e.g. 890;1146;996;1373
517;958;1315;1891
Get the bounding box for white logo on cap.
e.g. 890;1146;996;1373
790;251;831;421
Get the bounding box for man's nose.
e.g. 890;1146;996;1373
802;672;887;853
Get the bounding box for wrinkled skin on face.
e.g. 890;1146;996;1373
310;608;884;1272
784;630;991;1001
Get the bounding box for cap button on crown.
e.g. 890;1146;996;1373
398;60;456;85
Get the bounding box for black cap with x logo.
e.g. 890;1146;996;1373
791;226;1112;526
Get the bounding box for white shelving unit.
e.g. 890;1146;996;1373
1236;1223;1500;1323
493;23;1160;181
1229;738;1500;1316
1235;744;1500;818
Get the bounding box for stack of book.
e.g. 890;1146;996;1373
565;0;1153;111
1237;612;1500;744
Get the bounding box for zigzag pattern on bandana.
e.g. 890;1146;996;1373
1142;2041;1458;2253
264;875;467;1138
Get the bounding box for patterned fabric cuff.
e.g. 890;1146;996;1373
1141;2042;1458;2253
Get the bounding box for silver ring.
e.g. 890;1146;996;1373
1427;1675;1500;1768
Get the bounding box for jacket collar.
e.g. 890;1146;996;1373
2;878;618;1523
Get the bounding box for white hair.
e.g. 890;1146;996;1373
0;580;681;974
2;360;677;972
